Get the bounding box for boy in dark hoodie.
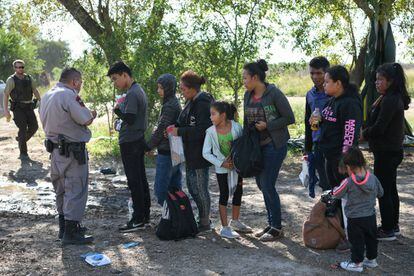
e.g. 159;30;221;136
146;74;182;206
304;56;331;196
333;147;383;273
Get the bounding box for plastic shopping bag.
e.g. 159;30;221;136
167;126;185;166
299;159;309;188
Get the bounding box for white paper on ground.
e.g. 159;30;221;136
85;253;111;267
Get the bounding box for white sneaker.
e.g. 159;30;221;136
230;220;253;233
340;261;363;272
220;226;240;239
363;258;378;268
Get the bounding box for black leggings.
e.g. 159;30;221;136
325;154;346;189
216;173;243;206
348;215;378;263
373;150;403;231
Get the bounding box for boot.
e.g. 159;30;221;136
62;220;94;245
58;215;65;239
58;215;87;240
58;215;88;240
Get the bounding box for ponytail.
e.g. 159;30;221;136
211;101;237;121
243;59;269;83
326;65;360;98
180;70;206;91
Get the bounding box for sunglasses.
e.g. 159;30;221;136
15;66;25;69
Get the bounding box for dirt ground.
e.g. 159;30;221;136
0;119;413;276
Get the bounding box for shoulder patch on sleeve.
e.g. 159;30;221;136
76;95;85;107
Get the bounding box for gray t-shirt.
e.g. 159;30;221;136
119;82;148;144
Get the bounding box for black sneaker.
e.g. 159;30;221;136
119;219;146;233
254;226;271;238
259;227;283;242
18;153;30;160
394;225;401;236
197;221;212;232
377;228;396;241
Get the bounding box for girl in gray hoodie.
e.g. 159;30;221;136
333;147;383;273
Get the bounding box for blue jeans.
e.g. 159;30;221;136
256;143;287;229
307;146;329;198
154;154;182;206
186;167;210;222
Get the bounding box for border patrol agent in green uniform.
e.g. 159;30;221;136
2;60;41;159
39;68;97;245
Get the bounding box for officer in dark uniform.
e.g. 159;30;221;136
3;60;41;159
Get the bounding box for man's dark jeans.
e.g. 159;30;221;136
120;139;151;222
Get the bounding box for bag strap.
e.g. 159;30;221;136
327;214;346;239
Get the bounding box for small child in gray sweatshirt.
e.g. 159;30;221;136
333;147;383;273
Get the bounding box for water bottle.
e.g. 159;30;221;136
128;197;134;220
311;108;321;131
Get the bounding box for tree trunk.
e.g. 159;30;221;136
57;0;122;64
57;0;167;65
350;40;368;88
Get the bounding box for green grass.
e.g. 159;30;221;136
406;68;414;98
270;72;313;97
287;97;306;138
87;122;156;166
87;123;120;160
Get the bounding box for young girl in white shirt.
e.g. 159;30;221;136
203;101;252;239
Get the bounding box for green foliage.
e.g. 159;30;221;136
0;28;43;81
51;67;63;80
88;137;120;160
37;40;70;72
7;3;40;41
73;51;115;135
278;0;368;68
87;121;119;159
268;62;312;97
287;97;306;138
129;22;189;127
187;0;278;106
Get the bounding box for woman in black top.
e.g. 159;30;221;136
317;65;363;189
362;63;411;241
168;70;213;232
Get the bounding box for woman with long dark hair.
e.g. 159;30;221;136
316;65;363;251
242;59;295;242
317;65;363;189
362;63;411;241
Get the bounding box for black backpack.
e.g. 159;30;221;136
231;126;263;178
156;189;199;240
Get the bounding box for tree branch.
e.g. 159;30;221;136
352;0;374;19
57;0;105;43
57;0;121;63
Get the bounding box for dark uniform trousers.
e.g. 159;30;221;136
13;103;38;155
